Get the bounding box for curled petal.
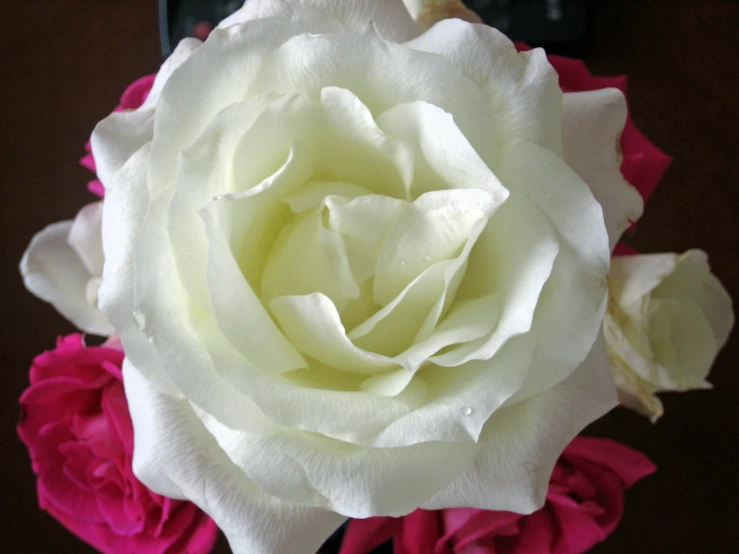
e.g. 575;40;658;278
90;39;200;187
67;201;105;277
422;332;617;514
220;0;420;42
406;20;564;158
21;211;112;336
123;360;347;554
494;140;610;401
562;89;644;250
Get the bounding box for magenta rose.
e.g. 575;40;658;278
340;437;656;554
81;74;155;197
18;334;219;554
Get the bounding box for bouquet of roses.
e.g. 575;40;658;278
18;1;733;553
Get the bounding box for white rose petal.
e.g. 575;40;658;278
123;361;347;554
20;201;112;335
405;19;564;159
562;89;644;250
93;3;620;552
422;332;616;512
219;0;421;42
605;250;734;421
90;39;202;188
67;201;105;276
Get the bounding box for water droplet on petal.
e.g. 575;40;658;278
461;406;473;416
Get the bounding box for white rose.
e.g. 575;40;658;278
92;1;641;552
20;201;112;335
605;250;734;421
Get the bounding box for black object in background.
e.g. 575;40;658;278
159;0;242;57
161;0;590;59
463;0;590;56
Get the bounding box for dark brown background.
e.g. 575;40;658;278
1;1;737;552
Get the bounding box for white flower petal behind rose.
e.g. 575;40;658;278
20;201;113;335
562;89;644;250
402;0;483;30
123;360;346;554
606;250;734;421
220;0;420;42
67;201;105;276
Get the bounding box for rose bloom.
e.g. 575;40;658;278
605;250;734;421
17;334;218;554
89;0;649;551
340;437;656;554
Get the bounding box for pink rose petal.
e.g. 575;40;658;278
340;437;655;554
18;335;219;553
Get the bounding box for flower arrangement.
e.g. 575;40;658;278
17;1;733;553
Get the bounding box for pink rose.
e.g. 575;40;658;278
81;75;155;197
516;44;672;204
18;334;219;554
340;437;656;554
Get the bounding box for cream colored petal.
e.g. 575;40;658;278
429;192;559;368
325;194;406;283
200;197;308;374
606;251;734;420
494;140;610;401
169;93;321;311
124;361;347;554
373;189;500;306
423;332;616;513
351;260;454;357
90;39;200;187
67;201;104;276
562;89;644;250
376;100;509;199
261;208;360;310
269;293;398;375
361;293;500;396
220;0;420;42
654;250;734;349
609;347;665;423
610;252;677;308
194;403;479;518
283;181;373;213
146;12;345;196
406;20;563;157
21;219;112;336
